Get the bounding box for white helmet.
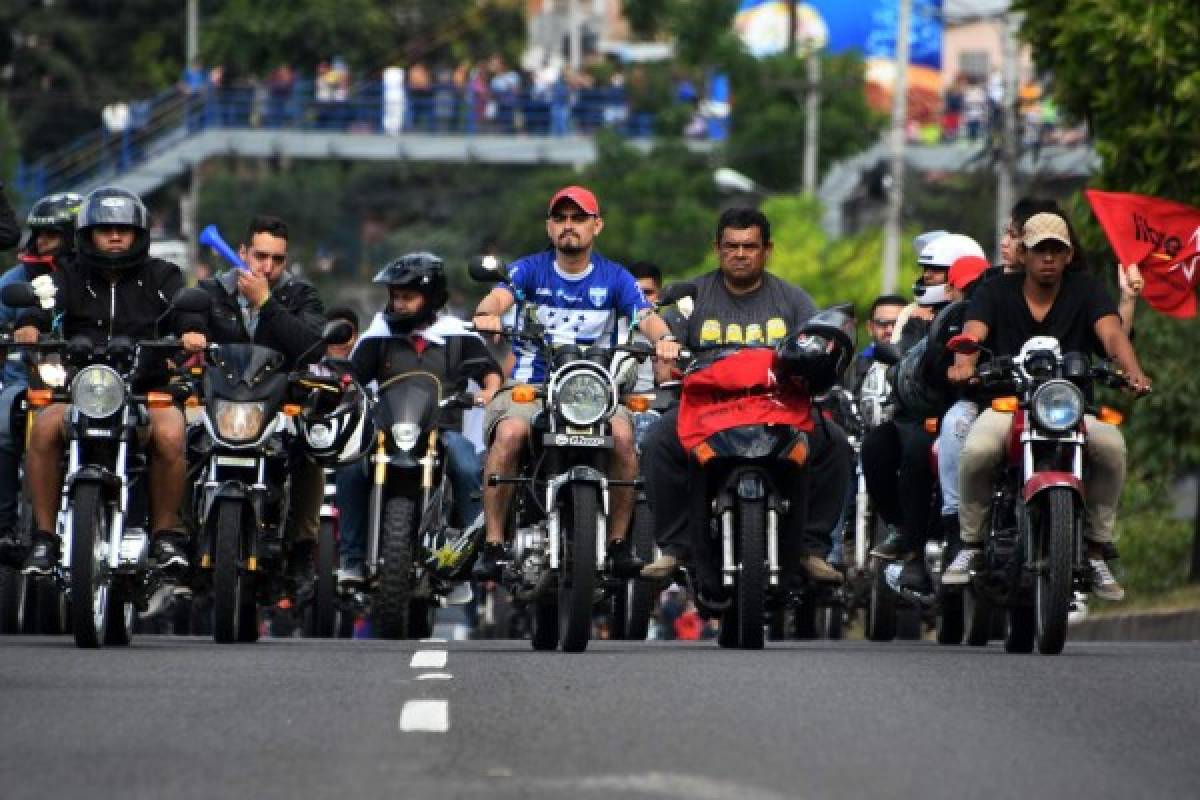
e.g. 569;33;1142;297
919;233;986;269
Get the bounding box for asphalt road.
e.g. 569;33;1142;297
1;633;1197;800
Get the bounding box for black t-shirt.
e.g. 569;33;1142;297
965;271;1117;359
669;270;817;349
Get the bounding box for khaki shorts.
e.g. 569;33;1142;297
484;385;634;443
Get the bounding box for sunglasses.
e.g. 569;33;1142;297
871;318;897;328
548;212;595;224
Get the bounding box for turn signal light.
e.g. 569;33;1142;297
625;395;651;413
511;384;537;404
692;442;717;465
991;396;1019;413
146;391;173;409
785;438;809;466
246;556;258;572
924;417;939;434
282;403;302;417
26;388;53;407
1097;406;1124;426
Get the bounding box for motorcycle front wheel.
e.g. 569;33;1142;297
735;497;766;650
376;497;416;640
306;518;337;638
558;483;599;653
213;500;259;643
1034;489;1074;655
70;483;121;648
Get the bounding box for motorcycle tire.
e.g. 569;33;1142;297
213;500;258;644
0;566;20;633
531;595;559;650
376;496;417;640
408;599;435;640
963;586;992;647
624;499;657;641
559;483;599;653
792;598;818;640
1005;603;1035;653
70;483;117;648
1035;489;1074;655
717;602;740;648
735;497;766;650
867;561;898;642
766;609;787;641
820;603;845;640
936;590;965;645
308;518;337;638
172;592;193;636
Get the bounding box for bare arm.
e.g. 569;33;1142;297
637;311;681;362
472;287;515;332
947;319;989;383
1095;314;1151;392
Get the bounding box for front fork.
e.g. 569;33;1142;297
366;429;440;572
720;502;782;588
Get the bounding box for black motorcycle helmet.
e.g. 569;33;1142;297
74;186;150;272
373;251;449;332
21;192;84;257
776;307;857;395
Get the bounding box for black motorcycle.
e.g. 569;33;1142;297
347;364;481;640
191;320;352;643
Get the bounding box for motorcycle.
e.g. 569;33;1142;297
944;333;1132;655
344;360;481;640
468;256;656;653
190;319;353;643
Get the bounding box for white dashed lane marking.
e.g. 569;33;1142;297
399;700;449;733
410;650;448;669
416;672;454;681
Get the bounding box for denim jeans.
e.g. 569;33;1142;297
335;430;481;566
0;385;25;534
937;400;979;516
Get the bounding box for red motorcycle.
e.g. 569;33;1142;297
945;334;1132;655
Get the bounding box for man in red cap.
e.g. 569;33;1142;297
471;185;680;580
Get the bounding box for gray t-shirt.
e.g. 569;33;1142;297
670;270;817;348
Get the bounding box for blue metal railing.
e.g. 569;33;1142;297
14;79;665;202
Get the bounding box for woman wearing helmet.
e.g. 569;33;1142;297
0;193;83;565
333;252;503;584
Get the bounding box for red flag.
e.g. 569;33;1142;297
1086;189;1200;318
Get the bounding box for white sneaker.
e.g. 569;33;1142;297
337;563;365;586
1088;558;1125;602
444;581;474;606
941;548;980;585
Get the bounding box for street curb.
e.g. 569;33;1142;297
1070;609;1200;641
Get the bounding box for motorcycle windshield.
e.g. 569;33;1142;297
375;372;441;432
206;343;288;401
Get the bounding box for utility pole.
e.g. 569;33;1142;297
995;11;1020;262
567;0;583;73
881;0;911;293
186;0;198;65
802;40;820;196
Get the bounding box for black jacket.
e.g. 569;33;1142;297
19;255;198;344
0;184;19;252
195;270;326;368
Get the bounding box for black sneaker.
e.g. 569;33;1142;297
870;531;913;560
288;539;314;580
152;530;190;575
471;542;509;582
605;538;645;579
22;531;59;575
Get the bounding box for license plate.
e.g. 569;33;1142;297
543;433;611;448
215;455;258;468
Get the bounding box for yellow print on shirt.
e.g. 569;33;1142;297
700;319;722;344
766;317;787;344
725;323;744;344
745;323;764;345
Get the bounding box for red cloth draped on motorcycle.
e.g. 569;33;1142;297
676;348;813;452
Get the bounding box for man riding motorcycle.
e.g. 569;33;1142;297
470;185;681;580
335;252;503;584
18;187;206;574
0;192;82;565
187;214;328;574
942;211;1151;600
640;206;849;592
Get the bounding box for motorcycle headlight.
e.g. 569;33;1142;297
555;369;612;426
307;421;337;450
214;400;268;442
1031;380;1084;433
391;422;420;451
70;365;124;419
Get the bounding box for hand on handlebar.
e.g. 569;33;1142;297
472;313;504;334
1125;369;1152;396
181;331;208;353
13;325;39;344
654;337;681;362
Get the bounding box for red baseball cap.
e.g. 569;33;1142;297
548;185;599;216
948;255;990;290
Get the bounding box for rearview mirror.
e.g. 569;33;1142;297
322;319;355;346
468;255;509;284
946;334;981;355
0;282;38;309
659;281;697;307
170;287;213;314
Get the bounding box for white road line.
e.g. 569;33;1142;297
419;637;448;643
399;700;449;733
416;672;454;681
410;650;448;669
